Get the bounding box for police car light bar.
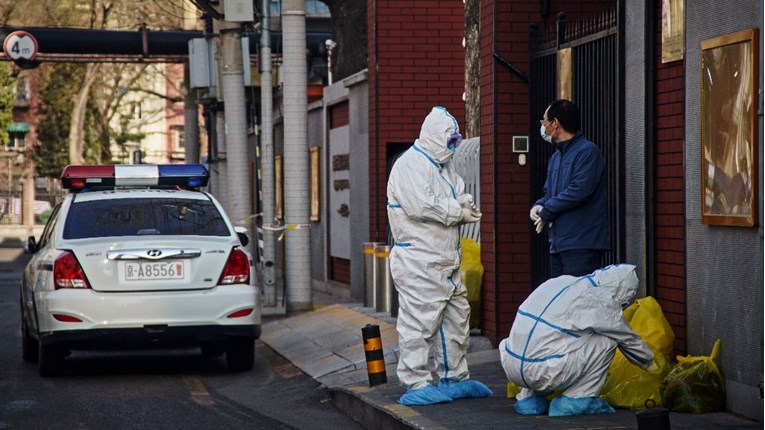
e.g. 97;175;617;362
60;164;209;191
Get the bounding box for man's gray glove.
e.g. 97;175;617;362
460;207;482;224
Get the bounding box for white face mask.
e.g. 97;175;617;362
540;124;553;143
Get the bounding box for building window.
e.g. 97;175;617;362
171;125;185;152
131;102;142;120
14;77;30;101
269;0;329;14
9;132;25;150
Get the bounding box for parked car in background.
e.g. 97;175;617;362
20;164;261;376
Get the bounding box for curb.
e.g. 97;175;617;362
330;385;449;430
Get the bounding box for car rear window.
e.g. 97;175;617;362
63;198;230;239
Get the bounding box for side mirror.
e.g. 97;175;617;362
234;226;249;247
24;235;37;254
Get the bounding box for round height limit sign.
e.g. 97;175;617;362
3;31;38;61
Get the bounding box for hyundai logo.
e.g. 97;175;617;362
147;249;162;257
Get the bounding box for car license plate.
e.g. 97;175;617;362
123;261;186;281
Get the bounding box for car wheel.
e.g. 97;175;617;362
21;314;39;363
225;337;254;372
201;342;225;358
38;342;67;377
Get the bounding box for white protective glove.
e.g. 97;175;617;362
529;205;543;222
460;207;482;224
458;194;476;211
645;359;660;374
534;217;544;234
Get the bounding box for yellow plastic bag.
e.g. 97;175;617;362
459;237;483;329
599;296;675;409
507;381;522;398
660;339;725;413
506;381;563;400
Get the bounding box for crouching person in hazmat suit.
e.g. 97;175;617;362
387;106;492;406
499;264;656;416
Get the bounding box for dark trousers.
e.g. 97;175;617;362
549;249;604;278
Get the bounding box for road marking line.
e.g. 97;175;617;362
274;362;302;379
183;375;215;406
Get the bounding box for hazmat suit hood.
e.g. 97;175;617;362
415;106;460;164
589;264;639;308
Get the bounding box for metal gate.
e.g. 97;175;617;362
528;8;624;288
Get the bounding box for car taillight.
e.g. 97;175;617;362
217;248;250;285
54;251;90;289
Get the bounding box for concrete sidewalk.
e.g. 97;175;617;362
260;302;760;430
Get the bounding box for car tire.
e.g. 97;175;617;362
201;342;225;358
21;314;39;363
38;342;67;377
225;337;254;372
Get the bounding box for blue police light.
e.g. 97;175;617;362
157;164;209;187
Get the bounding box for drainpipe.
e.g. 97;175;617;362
260;0;277;307
282;0;312;311
215;107;229;213
184;63;200;164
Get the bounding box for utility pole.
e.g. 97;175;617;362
282;0;312;311
259;0;277;307
217;3;252;255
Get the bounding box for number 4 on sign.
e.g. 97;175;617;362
3;31;38;61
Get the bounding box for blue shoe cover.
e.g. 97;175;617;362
438;379;493;400
514;394;549;415
548;395;615;416
398;385;453;406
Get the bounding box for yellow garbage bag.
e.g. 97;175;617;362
459;237;483;329
506;380;564;401
599;296;675;409
507;381;522;398
660;339;725;413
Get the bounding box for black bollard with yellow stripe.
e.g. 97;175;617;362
362;324;387;386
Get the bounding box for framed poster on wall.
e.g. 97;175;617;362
700;28;759;227
310;146;320;221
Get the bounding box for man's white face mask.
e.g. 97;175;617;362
540;124;553;143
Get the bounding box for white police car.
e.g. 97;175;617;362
21;164;261;376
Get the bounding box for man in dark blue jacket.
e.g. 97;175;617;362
530;99;609;278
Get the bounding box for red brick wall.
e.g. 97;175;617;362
330;101;349;128
368;0;466;243
331;257;351;284
653;3;687;355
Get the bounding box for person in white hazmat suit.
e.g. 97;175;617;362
387;106;492;406
499;264;656;416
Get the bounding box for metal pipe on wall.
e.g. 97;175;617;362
260;0;277;307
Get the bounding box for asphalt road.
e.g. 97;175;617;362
0;240;362;430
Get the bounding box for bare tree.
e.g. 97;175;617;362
464;0;480;138
5;0;196;165
318;0;367;82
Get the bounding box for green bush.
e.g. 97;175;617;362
36;208;53;224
